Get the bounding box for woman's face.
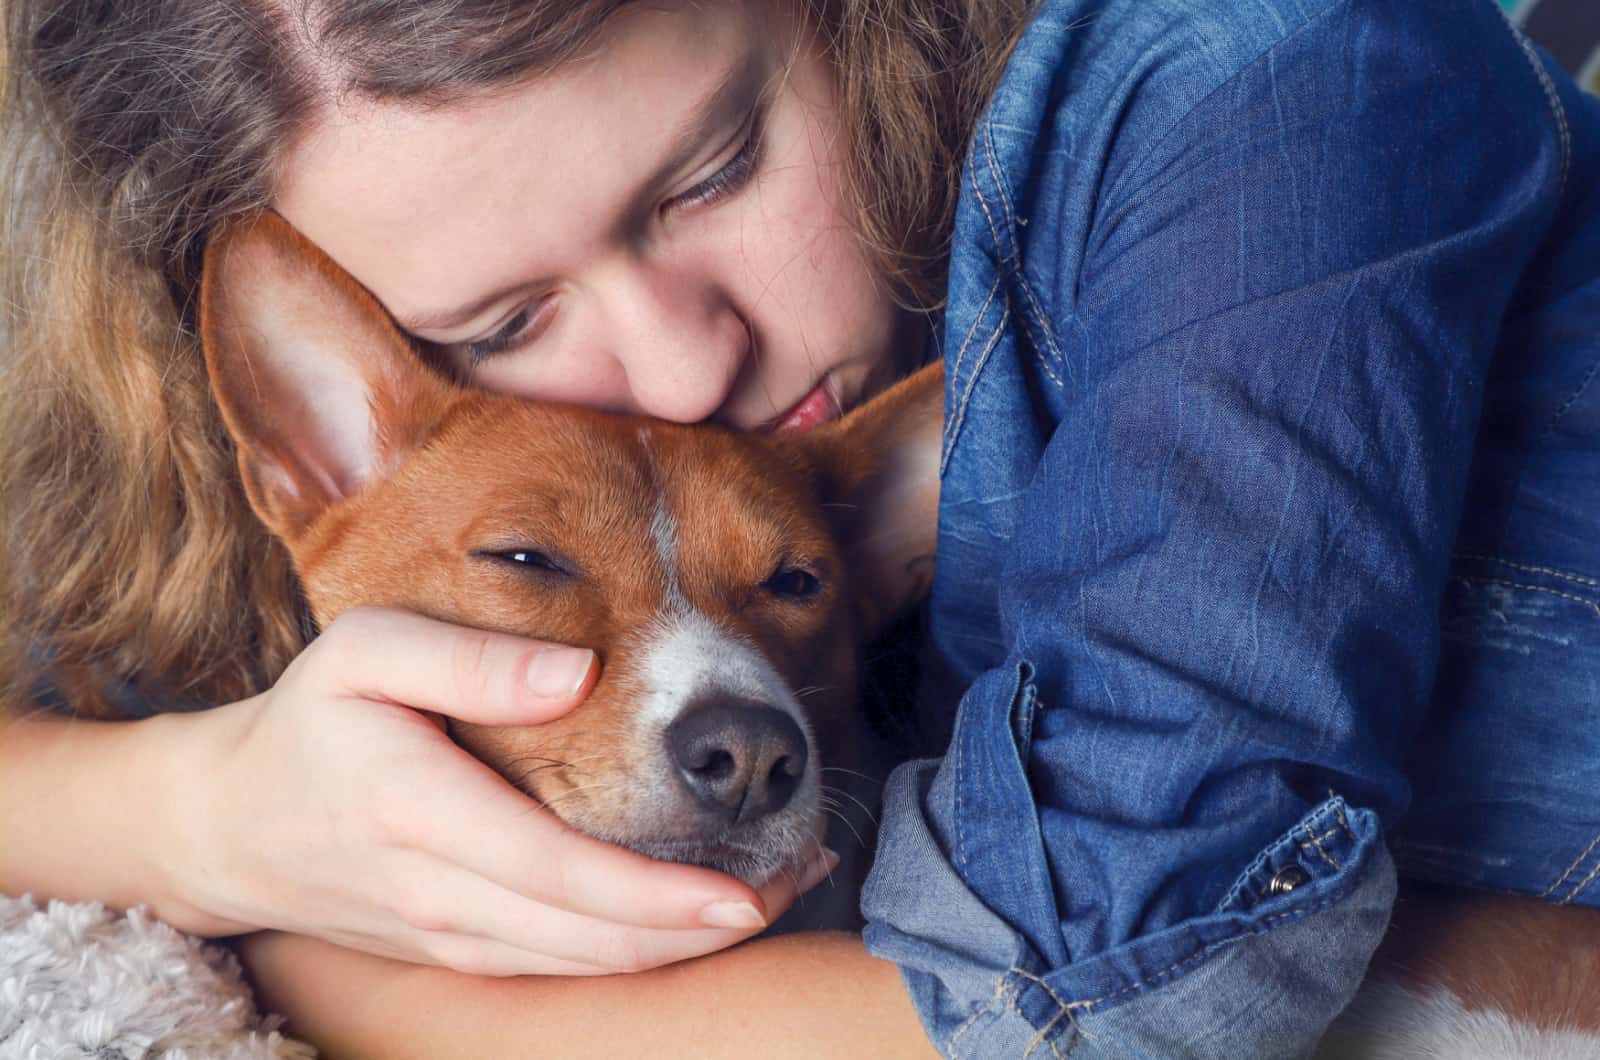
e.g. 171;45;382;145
274;0;907;432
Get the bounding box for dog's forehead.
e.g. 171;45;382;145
409;401;833;567
639;423;837;563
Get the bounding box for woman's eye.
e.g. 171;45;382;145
668;110;765;211
463;304;543;365
452;110;766;366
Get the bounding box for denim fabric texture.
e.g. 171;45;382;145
860;0;1600;1055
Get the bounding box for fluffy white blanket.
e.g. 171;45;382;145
0;894;312;1059
6;891;1593;1059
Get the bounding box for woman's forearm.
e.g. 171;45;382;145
0;703;250;934
236;929;935;1058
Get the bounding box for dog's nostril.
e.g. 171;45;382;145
665;698;808;826
686;748;736;783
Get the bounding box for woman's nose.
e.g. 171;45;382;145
596;260;749;425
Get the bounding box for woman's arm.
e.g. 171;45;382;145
2;610;820;976
236;929;935;1059
0;704;253;934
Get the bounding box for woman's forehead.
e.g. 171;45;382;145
272;0;786;331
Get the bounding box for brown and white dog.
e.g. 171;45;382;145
199;211;941;920
200;212;1600;1050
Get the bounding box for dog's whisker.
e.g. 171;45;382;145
821;783;880;826
822;806;869;852
820;766;885;787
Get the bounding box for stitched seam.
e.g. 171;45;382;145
1493;0;1571;202
969;136;1012;270
1540;352;1600;441
1002;805;1365;1033
1216;798;1354;914
1034;332;1066;390
1541;831;1600;899
950;276;1003;384
1298;803;1356;874
1450;575;1600;621
1011;282;1067;391
1011;967;1086;1057
1011;986;1069;1058
1561;855;1600;905
945;973;1015;1058
1026;1008;1072;1058
942;307;1011;474
1332;800;1355;842
1453;554;1600;589
1069;883;1356;1014
1010;966;1076;1016
1299;832;1337;877
1303;824;1342;848
981;124;1070;390
982;123;1022;266
954;710;971;877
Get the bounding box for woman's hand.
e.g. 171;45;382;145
170;607;834;976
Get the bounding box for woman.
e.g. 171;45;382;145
3;0;1598;1055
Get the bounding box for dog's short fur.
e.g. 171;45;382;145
200;214;1600;1046
199;212;942;905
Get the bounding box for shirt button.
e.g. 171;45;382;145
1268;865;1311;896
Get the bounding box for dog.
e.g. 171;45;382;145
200;213;1600;1052
198;210;941;923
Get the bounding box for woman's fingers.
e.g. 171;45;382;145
322;925;614;977
385;847;841;974
264;606;845;973
309;607;597;725
384;751;790;932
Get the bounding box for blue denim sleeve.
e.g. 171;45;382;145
862;0;1576;1055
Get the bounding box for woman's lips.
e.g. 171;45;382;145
771;377;841;433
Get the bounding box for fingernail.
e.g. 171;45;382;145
797;848;841;893
525;646;595;700
700;900;767;930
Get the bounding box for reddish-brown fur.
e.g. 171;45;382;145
1370;885;1600;1034
203;213;1600;1024
199;211;942;883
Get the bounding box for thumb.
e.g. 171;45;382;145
321;607;598;726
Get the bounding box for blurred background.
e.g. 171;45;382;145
1503;0;1600;93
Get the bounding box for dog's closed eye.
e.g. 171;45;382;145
761;564;822;602
474;547;578;579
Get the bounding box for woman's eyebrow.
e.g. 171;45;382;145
395;52;762;337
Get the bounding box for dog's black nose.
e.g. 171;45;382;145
665;698;808;826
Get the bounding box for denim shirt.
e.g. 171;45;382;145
861;0;1600;1055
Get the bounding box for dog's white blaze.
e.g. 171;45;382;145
638;426;689;610
649;491;687;610
636;609;812;737
624;427;819;869
626;609;821;848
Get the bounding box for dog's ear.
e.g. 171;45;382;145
803;361;944;640
199;211;461;542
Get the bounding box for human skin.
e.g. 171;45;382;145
235;929;934;1058
234;0;934;1047
274;0;913;432
0;614;822;973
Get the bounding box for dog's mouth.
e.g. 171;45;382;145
606;816;824;888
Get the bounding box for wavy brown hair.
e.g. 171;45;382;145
0;0;1031;720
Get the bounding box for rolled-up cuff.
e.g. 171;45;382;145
863;766;1395;1058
